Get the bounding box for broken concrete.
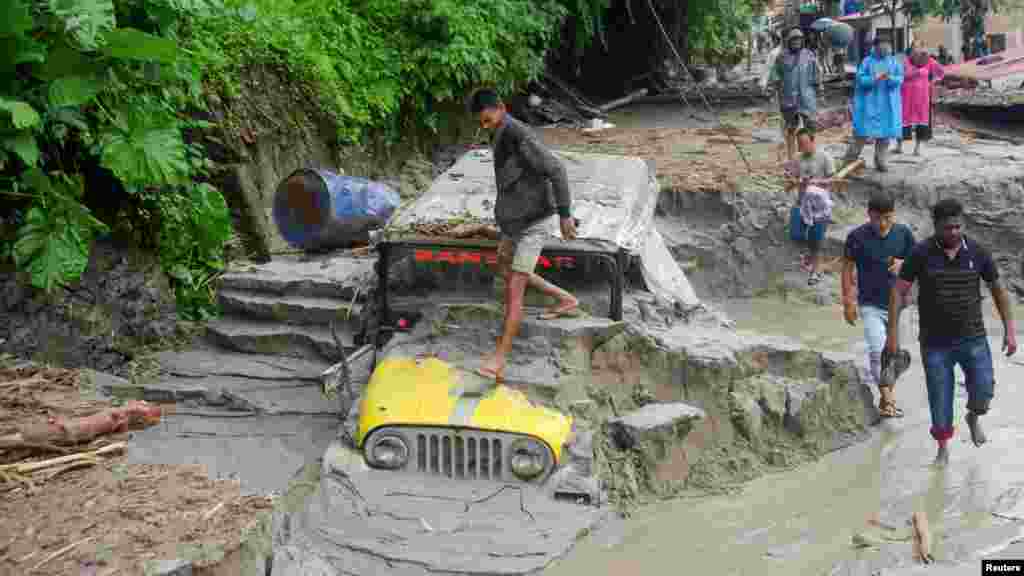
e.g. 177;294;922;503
205;318;346;362
218;255;375;300
607;403;706;494
218;289;364;327
153;349;330;381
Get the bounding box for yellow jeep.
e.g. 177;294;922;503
329;235;626;487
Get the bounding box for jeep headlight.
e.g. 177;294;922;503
367;433;409;470
509;438;549;480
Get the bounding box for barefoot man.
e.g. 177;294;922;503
470;88;579;381
887;198;1017;466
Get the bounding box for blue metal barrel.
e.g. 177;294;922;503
273;168;400;251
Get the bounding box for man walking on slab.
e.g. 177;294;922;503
887;198;1017;466
470;88;579;381
841;190;915;418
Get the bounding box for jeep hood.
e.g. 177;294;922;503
356;357;573;461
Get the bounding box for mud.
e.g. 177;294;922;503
545;302;1024;576
0;239;185;375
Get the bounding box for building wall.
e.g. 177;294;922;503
915;14;1023;61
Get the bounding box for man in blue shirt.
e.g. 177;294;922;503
841;191;915;419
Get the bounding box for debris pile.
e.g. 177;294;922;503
0;358;273;575
386;219;499;240
540;117;852;193
514;73;610;127
0;361;162;484
936;88;1024;108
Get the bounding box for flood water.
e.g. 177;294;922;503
545;298;1024;576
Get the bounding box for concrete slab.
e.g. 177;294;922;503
205;317;348;362
218;289;363;326
270;441;610;575
127;411;339;496
154;349;331;381
220;254;376;300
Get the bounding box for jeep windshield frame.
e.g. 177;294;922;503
372;234;627;347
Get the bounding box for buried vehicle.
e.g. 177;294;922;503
348;233;626;487
270;150;707;575
329;232;631;494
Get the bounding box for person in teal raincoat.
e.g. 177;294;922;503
841;35;903;172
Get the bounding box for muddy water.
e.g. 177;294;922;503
546;298;1024;576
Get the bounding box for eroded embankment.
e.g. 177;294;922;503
578;321;878;512
654;132;1024;304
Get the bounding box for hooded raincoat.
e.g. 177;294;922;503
852;50;904;139
901;55;944;127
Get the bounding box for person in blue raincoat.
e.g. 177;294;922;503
841;35;903;172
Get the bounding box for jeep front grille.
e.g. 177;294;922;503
366;426;552;483
417;432;503;480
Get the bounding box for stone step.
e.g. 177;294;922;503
218;289;363;327
219;254;376;300
205;317;354;362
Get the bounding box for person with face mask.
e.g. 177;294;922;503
841;191;916;419
842;35;903;172
895;42;944;155
888;198;1018;466
769;28;822;161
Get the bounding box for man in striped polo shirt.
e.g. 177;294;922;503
886;198;1017;466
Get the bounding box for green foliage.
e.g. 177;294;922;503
0;0;230;320
12;170;107;292
688;0;755;65
153;183;232;320
186;0;568;142
99;106;191;186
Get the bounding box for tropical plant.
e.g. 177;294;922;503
0;0;231;319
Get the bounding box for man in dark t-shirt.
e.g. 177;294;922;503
841;191;915;419
887;198;1017;466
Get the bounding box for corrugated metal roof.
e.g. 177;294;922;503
945;48;1024;81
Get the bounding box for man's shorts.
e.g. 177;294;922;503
782;109;817;132
497;216;553;274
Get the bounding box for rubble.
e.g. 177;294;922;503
937;88;1024;108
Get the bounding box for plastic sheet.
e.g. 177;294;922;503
388;149;701;309
274;169;400;251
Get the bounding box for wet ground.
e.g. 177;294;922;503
545;299;1024;575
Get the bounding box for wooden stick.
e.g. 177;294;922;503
40;458;98;482
1;442;125;475
201;501;226;521
28;536;94;572
0;377;47;389
833;158;865;181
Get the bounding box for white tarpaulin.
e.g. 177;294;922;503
388;149;700;309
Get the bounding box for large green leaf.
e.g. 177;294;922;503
13;205;91;292
0;0;33;37
99;111;189;186
101;28;178;63
1;132;39;166
0;98;41;129
49;0;115;51
48;76;101;108
35;40;100;81
190;182;231;266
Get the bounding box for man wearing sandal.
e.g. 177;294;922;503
842;191;915;419
887;198;1017;466
470;88;580;382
